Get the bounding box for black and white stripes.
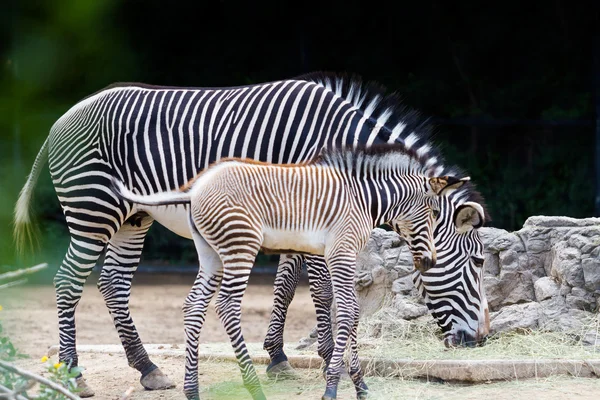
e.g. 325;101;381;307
112;144;468;400
14;73;490;396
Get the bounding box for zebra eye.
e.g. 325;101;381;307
432;209;440;219
471;256;484;268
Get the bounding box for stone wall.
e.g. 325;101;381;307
352;217;600;340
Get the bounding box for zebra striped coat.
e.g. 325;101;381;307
112;145;469;400
14;73;489;395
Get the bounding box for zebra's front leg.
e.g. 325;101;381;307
264;254;303;379
348;314;368;399
305;256;334;368
97;212;175;391
321;252;361;400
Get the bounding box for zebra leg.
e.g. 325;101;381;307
212;233;265;400
305;256;334;367
264;254;303;378
182;228;223;400
215;272;265;400
54;233;111;398
97;212;175;390
321;254;360;400
348;314;368;399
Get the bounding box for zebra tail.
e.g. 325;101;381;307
110;177;192;207
14;138;49;254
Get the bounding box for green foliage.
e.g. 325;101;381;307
0;322;28;362
0;317;81;399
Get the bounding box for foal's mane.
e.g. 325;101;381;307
296;72;490;221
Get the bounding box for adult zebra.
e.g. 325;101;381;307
14;73;489;395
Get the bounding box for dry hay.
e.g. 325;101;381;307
356;304;600;362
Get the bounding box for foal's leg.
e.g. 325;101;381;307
97;212;174;390
322;251;361;400
213;234;266;400
264;254;303;377
182;224;224;400
305;256;334;366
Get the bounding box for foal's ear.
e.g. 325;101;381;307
428;176;470;196
454;201;485;233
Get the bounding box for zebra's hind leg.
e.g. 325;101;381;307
97;212;175;391
182;228;223;400
264;254;303;379
54;234;111;398
213;233;265;400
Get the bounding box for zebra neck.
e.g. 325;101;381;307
340;173;400;228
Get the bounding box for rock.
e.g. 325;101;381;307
331;216;600;344
391;275;414;295
489;233;524;252
582;257;600;292
542;309;595;332
523;216;600;228
484;253;500;276
489;302;543;334
559;283;572;296
550;242;584;287
565;287;595;311
392;296;428;320
534;277;560;301
540;296;568;319
479;227;508;244
583;331;600;347
566;294;591;311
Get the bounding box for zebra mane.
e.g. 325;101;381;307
314;143;436;175
297;71;489;221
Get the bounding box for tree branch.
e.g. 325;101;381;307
0;361;80;400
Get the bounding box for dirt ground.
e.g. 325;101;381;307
2;273;600;400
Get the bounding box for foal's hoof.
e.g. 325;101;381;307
140;368;176;390
75;376;96;398
266;361;300;380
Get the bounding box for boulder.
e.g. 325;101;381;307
534;277;560;301
489;302;543;334
338;216;600;341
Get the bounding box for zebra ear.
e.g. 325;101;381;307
428;176;471;196
454;201;485;233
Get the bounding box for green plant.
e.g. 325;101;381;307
0;309;81;399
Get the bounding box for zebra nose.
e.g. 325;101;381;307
414;257;435;272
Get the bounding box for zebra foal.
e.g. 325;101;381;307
112;144;469;400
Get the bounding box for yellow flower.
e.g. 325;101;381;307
41;356;49;363
53;362;63;369
0;305;3;311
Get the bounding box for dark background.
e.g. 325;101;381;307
1;0;598;270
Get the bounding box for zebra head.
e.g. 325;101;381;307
412;186;489;347
388;175;470;274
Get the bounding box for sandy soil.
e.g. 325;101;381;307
2;273;600;400
0;273;315;356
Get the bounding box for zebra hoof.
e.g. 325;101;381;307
75;376;95;398
140;368;176;390
266;361;300;380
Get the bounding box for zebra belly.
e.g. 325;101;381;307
262;228;326;256
140;205;193;239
